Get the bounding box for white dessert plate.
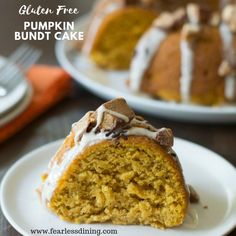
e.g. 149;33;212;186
1;138;236;236
0;56;29;115
0;83;33;127
55;15;236;123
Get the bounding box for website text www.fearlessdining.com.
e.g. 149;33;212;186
30;227;118;236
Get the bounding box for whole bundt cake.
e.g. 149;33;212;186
81;0;234;70
39;98;189;229
129;3;236;105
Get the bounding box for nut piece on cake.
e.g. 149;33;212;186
222;4;236;33
39;98;190;229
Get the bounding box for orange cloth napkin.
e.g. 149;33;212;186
0;65;71;144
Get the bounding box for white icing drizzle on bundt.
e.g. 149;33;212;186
219;24;236;100
96;104;130;123
179;4;201;103
219;4;236;100
225;75;236;99
129;8;186;92
129;26;166;92
41;99;174;205
180;37;194;103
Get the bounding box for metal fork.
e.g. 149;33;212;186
0;44;41;97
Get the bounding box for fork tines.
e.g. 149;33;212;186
0;44;41;96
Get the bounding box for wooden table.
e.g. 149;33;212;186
0;1;235;235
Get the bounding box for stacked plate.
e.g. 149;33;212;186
0;56;33;127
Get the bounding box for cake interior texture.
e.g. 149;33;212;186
49;136;188;229
90;7;157;69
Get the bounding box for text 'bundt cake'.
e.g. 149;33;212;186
39;98;190;229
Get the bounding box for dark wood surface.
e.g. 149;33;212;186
0;1;235;235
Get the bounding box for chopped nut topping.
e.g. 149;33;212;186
187;3;200;25
72;111;96;141
153;12;175;30
173;7;187;25
209;12;221;26
154;8;186;31
156;128;174;148
102;98;135;119
99;98;135;131
218;60;234;77
187;3;212;25
222;4;236;33
72;98;174;150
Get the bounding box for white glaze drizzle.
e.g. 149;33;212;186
225;75;235;99
42;145;80;205
96;105;130;124
183;207;199;229
129;27;167;92
41;105;169;205
219;22;236;100
131;116;154;125
220;23;232;52
180;39;194;103
126;127;157;139
179;6;200;104
82;1;123;54
179;5;202;104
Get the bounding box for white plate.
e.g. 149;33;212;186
0;56;28;115
55;15;236;123
1;138;236;236
0;83;33;127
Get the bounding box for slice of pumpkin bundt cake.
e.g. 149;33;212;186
81;0;158;69
39;98;189;229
